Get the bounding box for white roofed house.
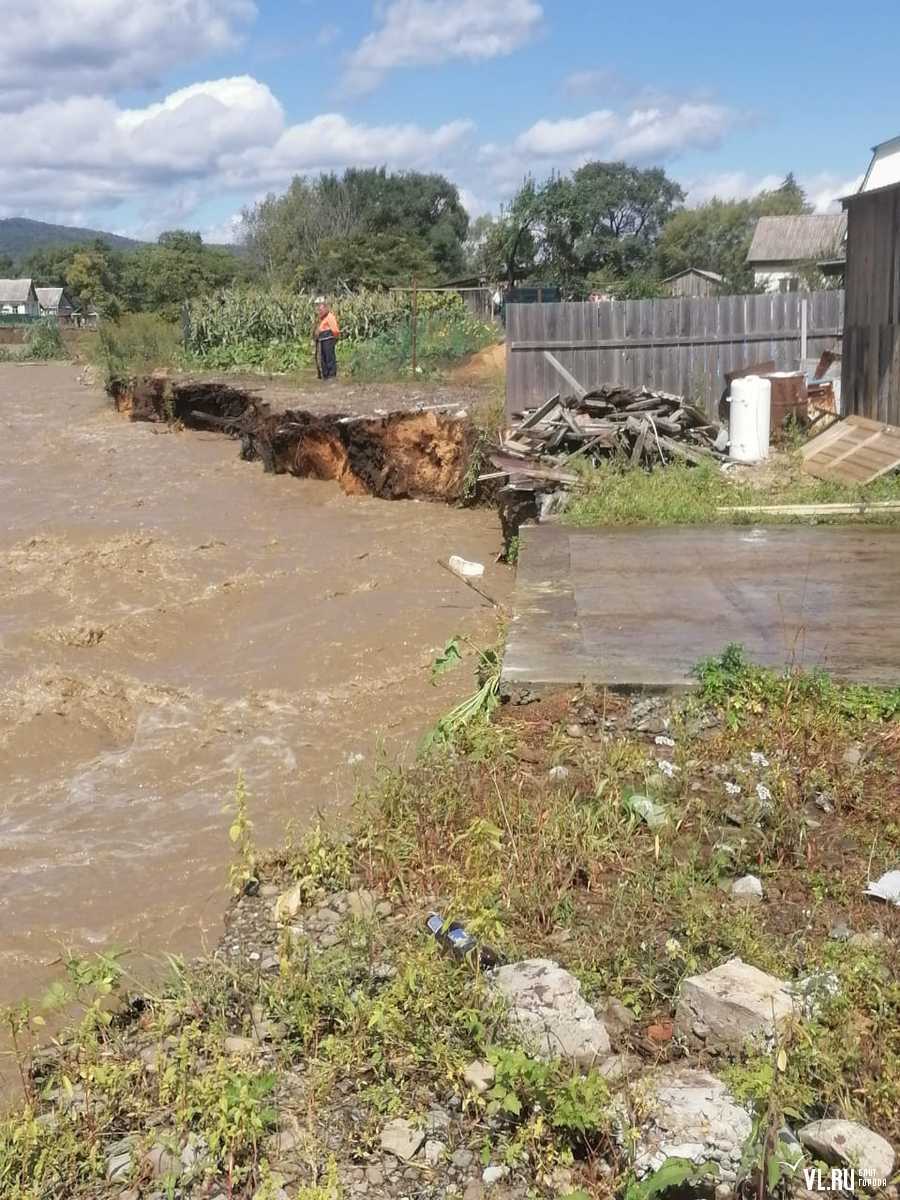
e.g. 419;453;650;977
746;215;847;292
35;286;78;320
0;278;40;317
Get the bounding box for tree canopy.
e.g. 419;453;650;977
656;175;812;290
240;167;470;287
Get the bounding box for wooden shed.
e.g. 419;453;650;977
660;267;724;298
841;135;900;424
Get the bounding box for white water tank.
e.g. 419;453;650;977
728;375;771;463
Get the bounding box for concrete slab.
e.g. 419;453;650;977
502;524;900;691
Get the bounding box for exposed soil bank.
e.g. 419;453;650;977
0;364;507;1013
111;375;478;502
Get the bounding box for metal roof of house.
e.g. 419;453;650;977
0;278;36;304
35;287;64;307
660;268;724;284
746;215;847;265
859;134;900;193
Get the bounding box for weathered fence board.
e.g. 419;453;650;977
506;291;845;418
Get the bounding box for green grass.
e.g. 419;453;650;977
91;312;185;384
341;312;498;381
565;454;900;527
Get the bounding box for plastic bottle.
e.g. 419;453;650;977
426;912;500;969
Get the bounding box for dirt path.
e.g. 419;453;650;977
0;364;507;1006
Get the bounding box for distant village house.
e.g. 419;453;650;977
36;286;77;319
746;214;846;292
0;279;40;317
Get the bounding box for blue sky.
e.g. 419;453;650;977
1;0;895;241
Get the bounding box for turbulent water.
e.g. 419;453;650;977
0;364;504;1008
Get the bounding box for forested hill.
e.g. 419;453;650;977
0;218;144;260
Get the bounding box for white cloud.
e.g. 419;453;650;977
344;0;542;92
613;104;732;159
0;76;475;230
683;169;865;212
0;1;256;106
562;69;625;98
515;110;618;156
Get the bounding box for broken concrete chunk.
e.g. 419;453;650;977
674;957;794;1050
799;1120;895;1181
463;1060;495;1094
489;958;610;1067
448;555;485;579
379;1117;424;1161
730;874;764;904
628;1066;752;1183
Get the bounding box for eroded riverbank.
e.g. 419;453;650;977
0;364;507;1009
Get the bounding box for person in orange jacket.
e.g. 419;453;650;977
314;297;340;380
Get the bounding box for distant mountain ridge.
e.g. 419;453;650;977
0;218;145;261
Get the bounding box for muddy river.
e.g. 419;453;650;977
0;364;505;1011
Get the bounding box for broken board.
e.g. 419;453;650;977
802;414;900;484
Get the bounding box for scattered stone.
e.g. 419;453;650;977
365;1164;385;1186
379;1118;424;1162
842;744;863;767
223;1036;257;1056
799;1120;895;1181
482;1164;510;1185
271;1128;299;1157
118;1190;140;1200
146;1142;181;1180
261;952;280;971
565;723;584;739
273;883;305;922
647;1019;674;1044
107;1141;134;1183
829;919;851;942
849;930;886;950
463;1182;485;1200
452;1149;475;1170
489;959;610;1067
548;765;570;783
346;889;378;919
628;1066;753;1182
597;996;636;1038
463;1060;495;1094
597;1053;642;1083
425;1107;451;1136
424;1139;445;1167
730;875;764;905
674;957;794;1050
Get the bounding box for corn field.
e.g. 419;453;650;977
184;288;467;354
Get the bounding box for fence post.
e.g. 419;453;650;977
410;276;418;376
800;296;808;363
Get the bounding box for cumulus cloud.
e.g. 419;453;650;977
0;75;475;226
562;68;626;98
0;1;256;107
683;169;864;212
513;103;733;163
344;0;543;92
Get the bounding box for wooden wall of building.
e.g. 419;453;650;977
842;186;900;424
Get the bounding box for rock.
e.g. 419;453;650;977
146;1142;181;1180
799;1120;895;1180
271;1128;299;1157
597;1053;642;1083
628;1066;753;1182
730;875;763;904
273;883;305;922
118;1190;140;1200
107;1141;134;1182
452;1149;475;1170
379;1118;424;1162
849;930;885;950
842;745;863;766
463;1060;495;1094
483;1164;510;1185
597;996;636;1038
424;1139;445;1167
674;958;794;1050
346;889;378;919
549;1166;575;1195
365;1164;385;1186
829;920;851;942
548;765;570;783
223;1035;257;1056
489;959;610;1067
425;1106;451;1136
463;1183;485;1200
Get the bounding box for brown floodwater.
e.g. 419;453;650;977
0;364;505;1012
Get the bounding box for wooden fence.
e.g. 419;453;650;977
506;290;844;418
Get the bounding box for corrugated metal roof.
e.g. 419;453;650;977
660;268;724;284
746;215;847;265
35;287;65;307
0;278;37;304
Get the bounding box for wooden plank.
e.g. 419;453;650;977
514;392;560;432
542;351;587;400
508;327;842;351
803;414;900;483
720;501;900;515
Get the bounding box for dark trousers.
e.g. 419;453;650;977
317;333;337;379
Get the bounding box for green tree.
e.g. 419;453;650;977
64;244;124;317
656;175;811;291
297;231;439;291
0;254;15;276
241;167;470;286
122;230;238;317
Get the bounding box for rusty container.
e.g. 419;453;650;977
765;372;808;436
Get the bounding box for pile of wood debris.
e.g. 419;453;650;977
485;385;727;551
